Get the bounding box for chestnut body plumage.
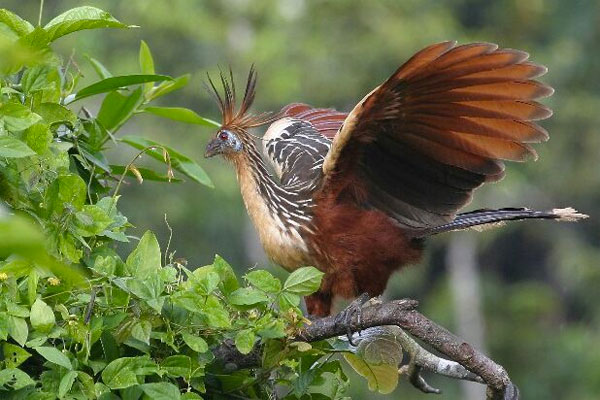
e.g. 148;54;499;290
204;42;587;316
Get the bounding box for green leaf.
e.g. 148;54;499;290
101;356;157;390
283;267;324;295
256;319;286;339
21;65;59;96
140;382;181;400
0;102;41;131
246;270;281;293
358;328;404;366
343;327;404;394
139;40;155;95
138;40;155;75
228;287;270;306
0;313;8;341
121;135;213;187
34;102;77;127
58;370;78;398
35;346;72;370
73;205;112;237
7;302;29;318
181;332;208;353
148;74;190;100
171;291;202;312
72;74;171;102
212;255;238;295
131;320;152;345
18;26;52;50
45;174;87;215
199;295;230;328
278;291;300;311
0;9;34;37
44;6;132;42
27;270;38;305
30;298;55;333
143;106;219;127
110;165;182;182
8;316;28;346
181;393;203;399
0;368;35;390
85;55;112;79
125;275;163;300
343;353;399;394
92;255;116;276
0;135;35;158
235;329;256;355
191;266;220;295
2;343;31;368
126;231;161;277
24;123;52;154
97;87;143;132
77;371;96;399
161;355;192;378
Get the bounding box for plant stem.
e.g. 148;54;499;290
38;0;44;26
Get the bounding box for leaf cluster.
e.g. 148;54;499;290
0;5;362;400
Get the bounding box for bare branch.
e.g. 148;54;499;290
213;298;519;399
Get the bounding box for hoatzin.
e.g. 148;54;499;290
204;41;587;317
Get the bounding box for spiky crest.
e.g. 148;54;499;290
205;65;274;131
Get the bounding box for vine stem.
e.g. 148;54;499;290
111;145;173;206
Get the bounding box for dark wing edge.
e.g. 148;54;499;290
319;41;554;229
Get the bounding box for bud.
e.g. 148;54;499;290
47;277;60;286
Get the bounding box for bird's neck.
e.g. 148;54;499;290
234;140;280;212
233;141;314;270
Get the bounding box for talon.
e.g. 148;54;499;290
335;293;370;346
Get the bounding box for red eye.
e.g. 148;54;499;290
219;132;229;141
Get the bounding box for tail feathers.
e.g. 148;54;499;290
422;207;588;237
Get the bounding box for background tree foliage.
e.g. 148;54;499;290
1;1;599;399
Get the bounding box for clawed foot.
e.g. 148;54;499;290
334;293;371;346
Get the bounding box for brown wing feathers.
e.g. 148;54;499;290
318;41;553;229
280;103;347;138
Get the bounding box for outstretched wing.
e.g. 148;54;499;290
319;41;553;229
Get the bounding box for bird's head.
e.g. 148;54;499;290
204;66;273;161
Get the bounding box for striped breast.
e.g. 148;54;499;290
229;117;332;270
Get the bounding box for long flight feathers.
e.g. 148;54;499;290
315;41;554;229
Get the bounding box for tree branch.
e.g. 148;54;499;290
213;298;519;399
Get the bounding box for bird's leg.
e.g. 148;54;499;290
334;292;372;345
305;291;332;318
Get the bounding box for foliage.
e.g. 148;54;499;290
0;5;394;399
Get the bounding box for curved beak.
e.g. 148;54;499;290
204;138;222;158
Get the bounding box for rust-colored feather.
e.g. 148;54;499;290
279;103;347;138
318;41;553;229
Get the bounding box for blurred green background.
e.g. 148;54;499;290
5;1;599;398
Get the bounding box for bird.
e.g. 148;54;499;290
204;41;587;317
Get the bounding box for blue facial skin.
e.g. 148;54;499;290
204;129;243;158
